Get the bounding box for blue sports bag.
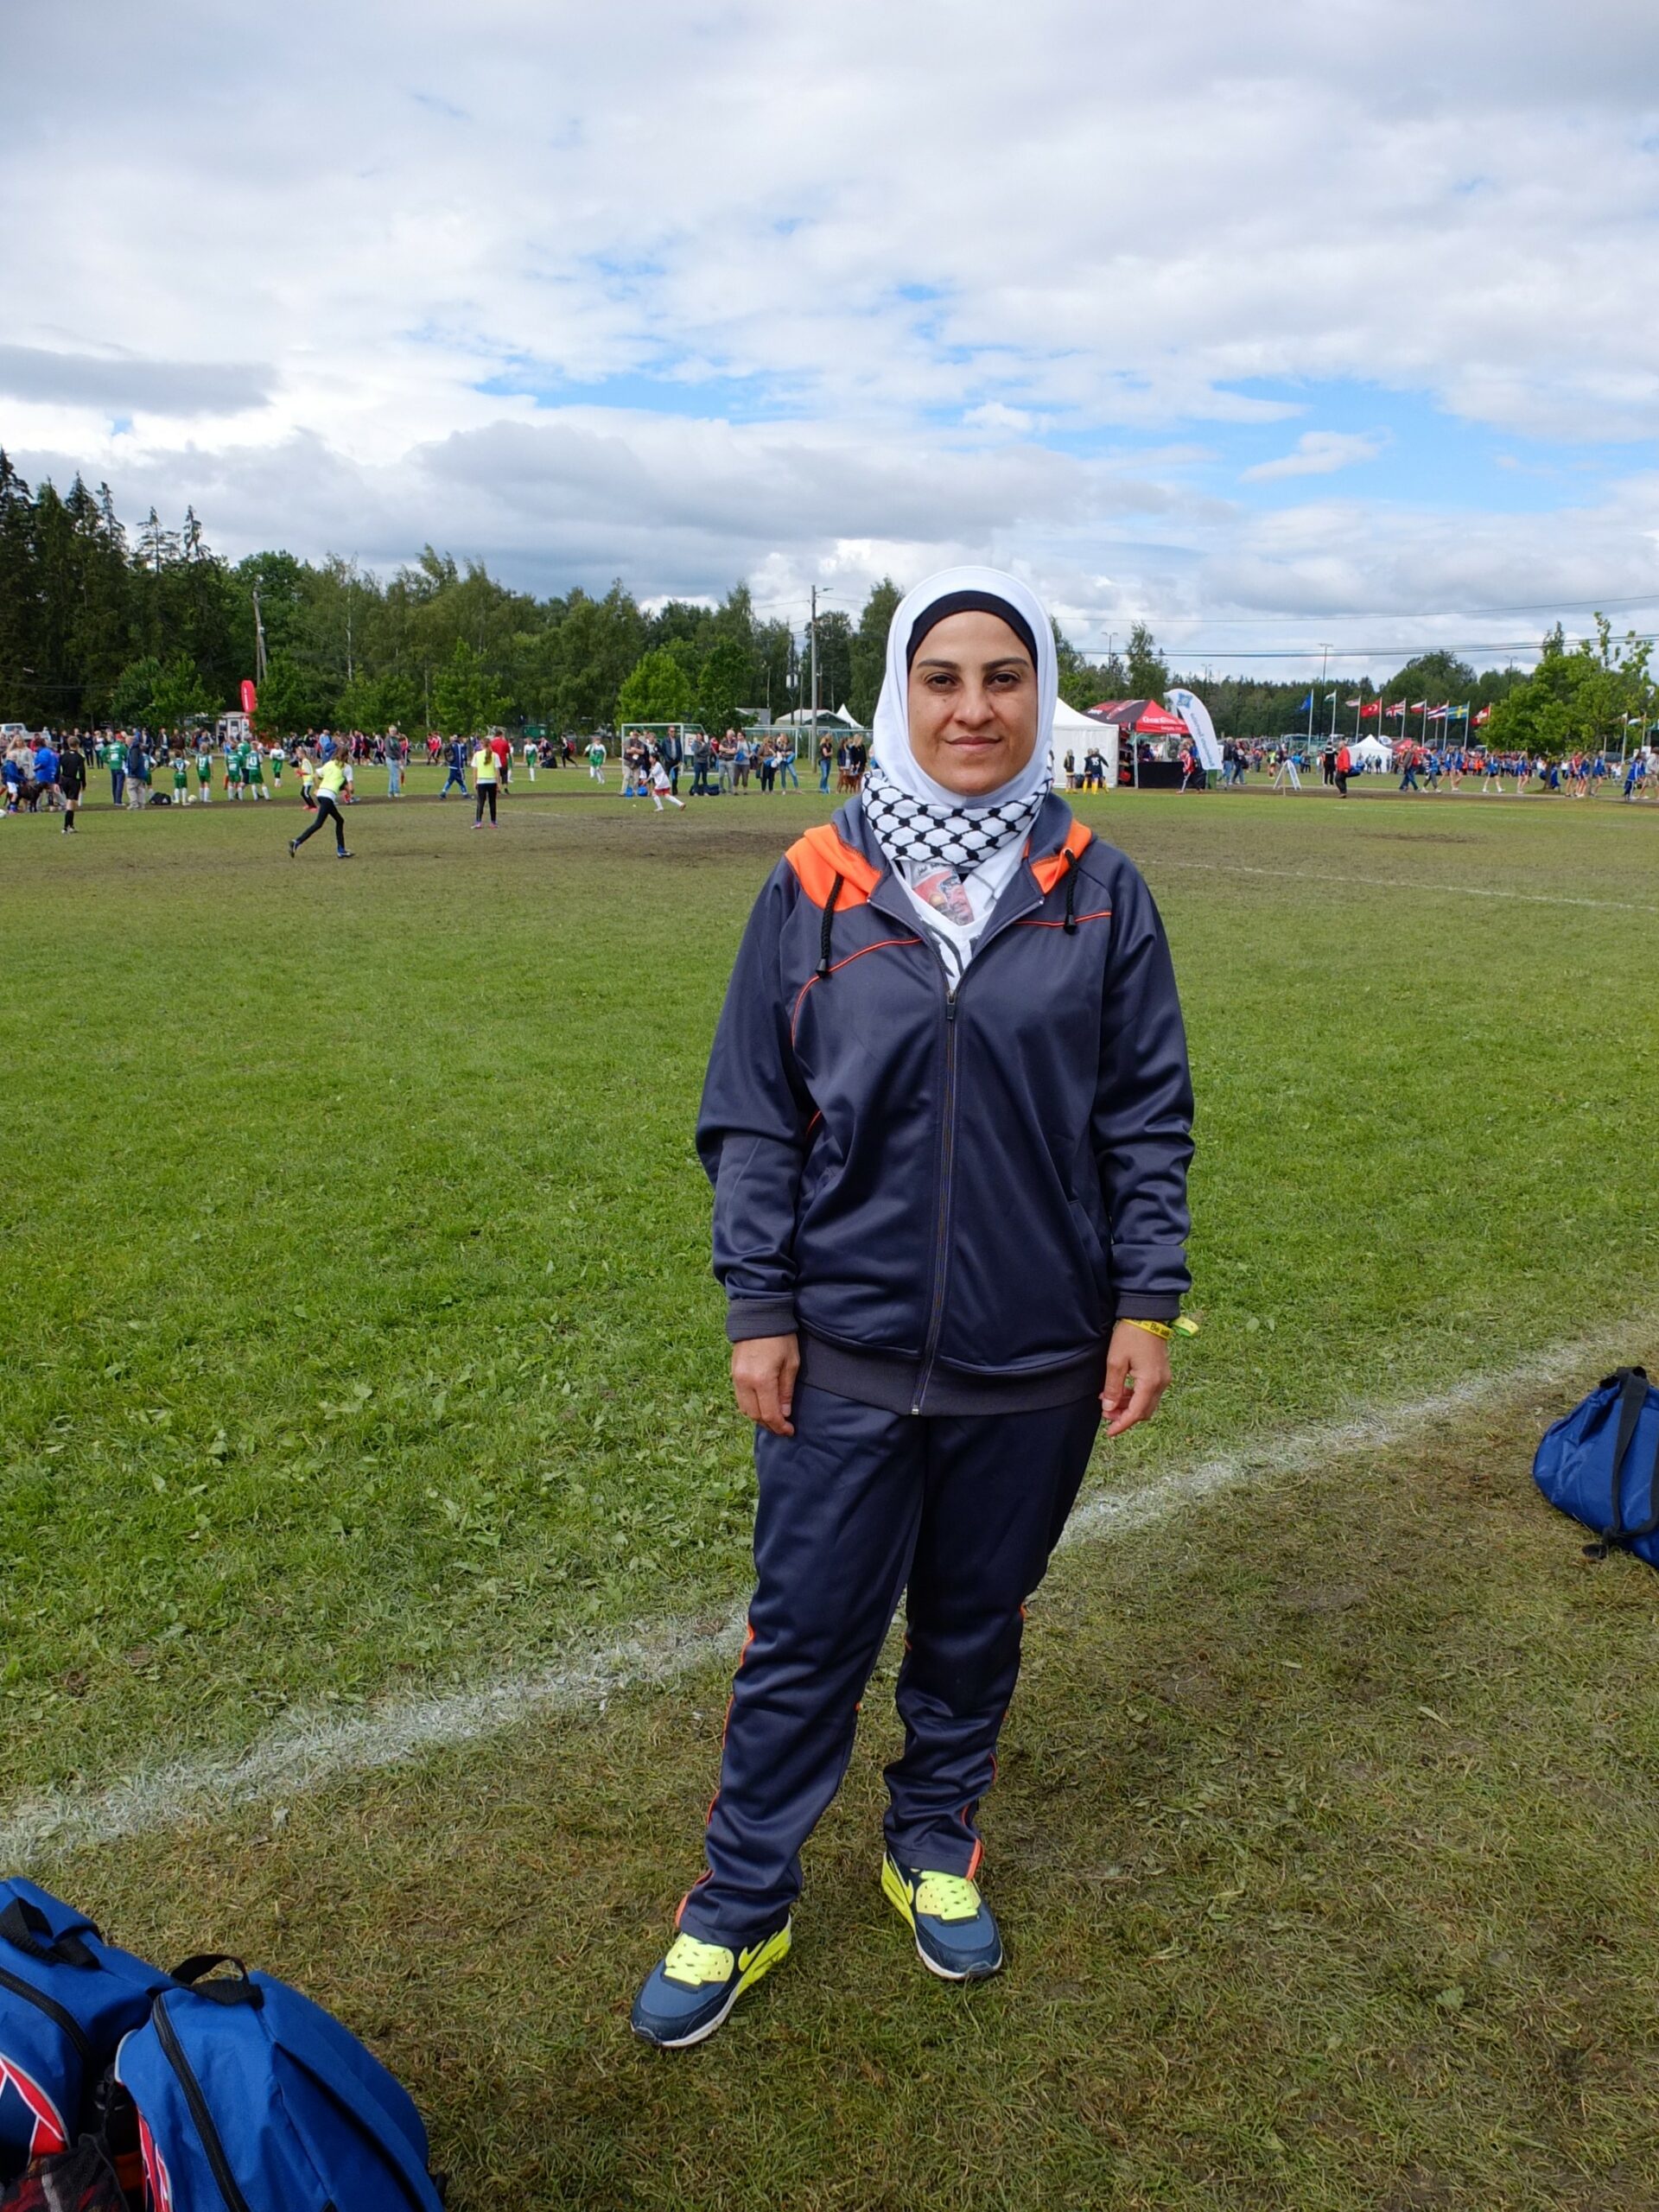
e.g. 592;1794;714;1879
0;1878;170;2184
1533;1365;1659;1566
115;1955;443;2212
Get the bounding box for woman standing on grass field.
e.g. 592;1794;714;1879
632;567;1194;2048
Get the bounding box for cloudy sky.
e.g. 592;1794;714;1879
5;0;1659;673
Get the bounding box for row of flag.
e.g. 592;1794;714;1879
1297;693;1492;728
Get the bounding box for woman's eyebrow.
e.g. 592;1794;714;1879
912;654;1030;672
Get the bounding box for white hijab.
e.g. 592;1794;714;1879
864;567;1058;978
869;565;1058;815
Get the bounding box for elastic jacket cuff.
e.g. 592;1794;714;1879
726;1295;798;1342
1113;1298;1183;1323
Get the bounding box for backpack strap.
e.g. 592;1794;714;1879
1603;1367;1659;1543
0;1897;97;1969
169;1955;263;2006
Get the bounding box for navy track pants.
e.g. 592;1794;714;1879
677;1383;1101;1944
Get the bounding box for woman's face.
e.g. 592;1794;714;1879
906;610;1039;797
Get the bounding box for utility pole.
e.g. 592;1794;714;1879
252;587;268;684
810;584;820;734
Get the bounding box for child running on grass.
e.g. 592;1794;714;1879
288;750;353;858
649;757;687;813
587;738;607;784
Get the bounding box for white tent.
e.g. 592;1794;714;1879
1052;697;1117;785
1352;734;1393;768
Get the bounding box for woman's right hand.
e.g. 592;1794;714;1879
731;1333;800;1437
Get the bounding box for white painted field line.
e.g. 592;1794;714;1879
1151;855;1659;918
2;1322;1644;1868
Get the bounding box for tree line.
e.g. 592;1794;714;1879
0;455;1644;752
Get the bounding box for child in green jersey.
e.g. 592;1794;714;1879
587;739;607;783
246;746;269;800
172;753;190;801
196;745;213;801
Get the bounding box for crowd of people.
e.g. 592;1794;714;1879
7;717;1656;830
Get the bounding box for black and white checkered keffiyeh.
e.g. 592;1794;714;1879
861;750;1052;874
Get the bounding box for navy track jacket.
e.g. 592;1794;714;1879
696;796;1193;1416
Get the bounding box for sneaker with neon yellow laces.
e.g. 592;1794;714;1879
881;1854;1003;1980
629;1922;791;2048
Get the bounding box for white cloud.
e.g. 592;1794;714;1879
5;0;1659;663
1242;431;1389;482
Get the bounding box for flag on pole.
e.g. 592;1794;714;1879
1427;703;1449;721
1344;697;1362;708
1449;702;1469;721
1296;693;1313;712
1473;706;1491;726
1409;699;1428;713
1359;702;1382;720
1387;702;1406;717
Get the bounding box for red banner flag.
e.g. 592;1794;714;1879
241;679;257;715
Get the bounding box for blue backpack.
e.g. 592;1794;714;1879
0;1878;171;2184
115;1955;444;2211
1533;1366;1659;1566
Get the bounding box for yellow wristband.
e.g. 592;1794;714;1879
1122;1317;1174;1340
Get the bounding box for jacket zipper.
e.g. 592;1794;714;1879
887;847;1068;1414
912;945;961;1414
0;1960;92;2066
152;1995;255;2212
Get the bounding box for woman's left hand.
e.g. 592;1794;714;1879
1101;1321;1173;1438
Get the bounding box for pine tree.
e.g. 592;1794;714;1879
0;452;41;721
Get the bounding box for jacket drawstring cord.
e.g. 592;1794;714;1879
817;874;844;976
1062;852;1080;934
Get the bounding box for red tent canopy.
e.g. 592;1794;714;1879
1089;699;1190;736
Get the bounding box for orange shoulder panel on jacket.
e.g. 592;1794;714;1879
1029;820;1095;895
785;823;883;909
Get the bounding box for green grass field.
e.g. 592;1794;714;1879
5;775;1659;2208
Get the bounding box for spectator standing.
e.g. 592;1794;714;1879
660;727;684;793
124;732;149;810
34;734;60;812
